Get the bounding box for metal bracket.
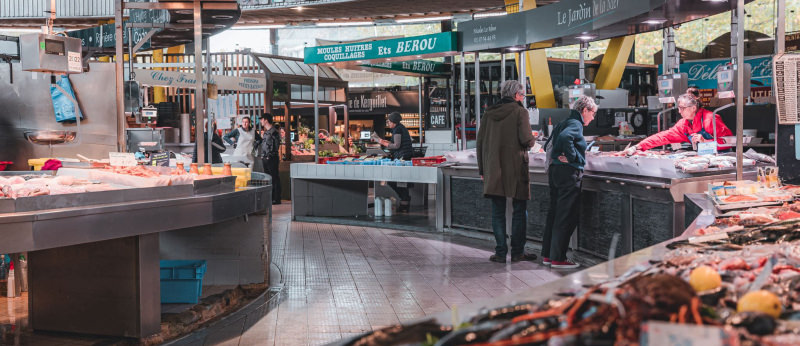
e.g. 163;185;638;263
133;29;158;53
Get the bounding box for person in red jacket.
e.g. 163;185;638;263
625;93;733;153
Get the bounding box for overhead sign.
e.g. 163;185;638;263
358;59;450;76
133;68;266;92
659;56;772;89
304;32;459;65
460;0;662;52
67;0;168;50
459;12;527;51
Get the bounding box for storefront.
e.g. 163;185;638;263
291;32;460;230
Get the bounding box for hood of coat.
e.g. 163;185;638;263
485;97;524;121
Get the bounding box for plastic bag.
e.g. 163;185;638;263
50;75;83;122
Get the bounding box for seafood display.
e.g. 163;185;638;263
0;175;115;199
336;203;800;346
595;150;760;172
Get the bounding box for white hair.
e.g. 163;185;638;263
500;80;525;99
570;95;597;113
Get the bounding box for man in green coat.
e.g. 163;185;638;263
477;80;537;263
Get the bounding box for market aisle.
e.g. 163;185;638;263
231;204;569;346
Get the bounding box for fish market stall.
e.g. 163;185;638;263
0;166;271;338
441;150;770;261
332;198;800;345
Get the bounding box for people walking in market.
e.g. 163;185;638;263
374;111;413;212
623;93;733;154
259;113;282;205
192;120;226;164
223;116;260;166
476;80;537;264
542;95;596;269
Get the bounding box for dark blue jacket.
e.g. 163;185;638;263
550;110;587;171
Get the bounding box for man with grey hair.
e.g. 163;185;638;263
541;95;596;269
624;92;732;154
477;80;537;263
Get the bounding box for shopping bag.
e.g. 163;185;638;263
50;75;83;122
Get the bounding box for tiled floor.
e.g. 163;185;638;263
0;203;571;346
229;204;570;346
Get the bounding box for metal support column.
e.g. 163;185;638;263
193;0;205;164
776;0;786;54
519;51;526;104
662;27;677;74
314;65;320;163
579;42;587;82
474;53;481;131
114;0;125;152
734;0;745;180
500;53;506;86
419;76;424;146
205;39;212;163
460;53;467;150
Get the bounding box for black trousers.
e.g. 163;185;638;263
542;164;583;262
262;157;281;203
387;182;410;203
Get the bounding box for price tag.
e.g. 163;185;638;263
67;51;82;72
109;152;137;167
150;152;170;167
641;321;738;346
670;143;682;150
590;146;600;153
697;141;718;156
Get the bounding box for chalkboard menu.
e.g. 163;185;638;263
773;53;800;124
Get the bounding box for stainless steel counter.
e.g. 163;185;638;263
0;182;271;339
0;186;268;254
441;162;756;259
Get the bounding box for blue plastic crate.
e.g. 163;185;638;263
160;260;207;304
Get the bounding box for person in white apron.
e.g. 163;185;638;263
223;116;259;165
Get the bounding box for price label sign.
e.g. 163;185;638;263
697;141;718;156
150;152;170;167
641;321;738;346
109;152;137;167
67;51;82;73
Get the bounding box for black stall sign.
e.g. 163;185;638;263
150;152;170;167
429;112;448;128
347;91;420;114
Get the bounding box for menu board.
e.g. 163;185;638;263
773;53;800;124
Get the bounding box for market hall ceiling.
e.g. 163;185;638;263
0;0;566;29
237;0;513;26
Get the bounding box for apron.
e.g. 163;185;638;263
233;127;256;164
684;113;731;152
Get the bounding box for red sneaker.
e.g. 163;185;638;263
550;260;579;269
542;257;551;265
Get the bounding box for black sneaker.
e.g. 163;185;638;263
510;253;538;262
489;255;506;263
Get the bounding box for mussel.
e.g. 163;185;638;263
726;312;777;335
697;286;727;306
